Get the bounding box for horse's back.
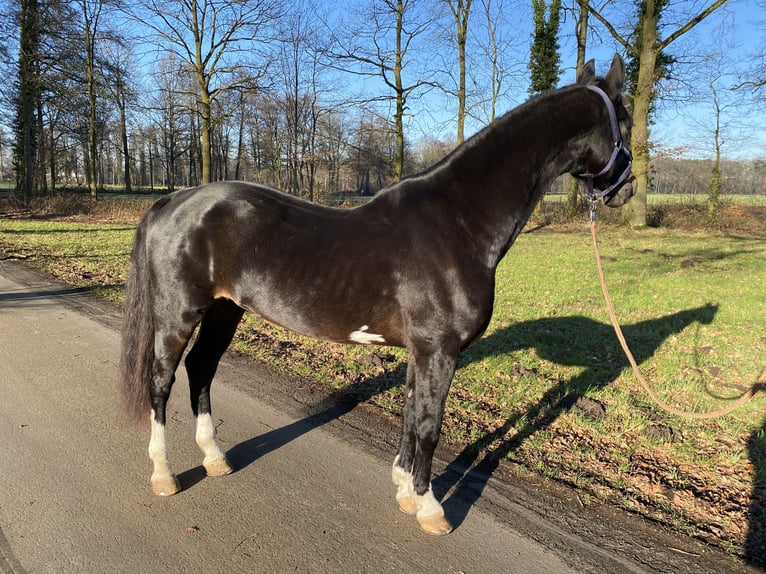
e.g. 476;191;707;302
140;181;408;344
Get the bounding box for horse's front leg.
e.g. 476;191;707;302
392;362;418;515
393;349;457;535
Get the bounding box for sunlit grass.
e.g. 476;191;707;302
0;220;134;303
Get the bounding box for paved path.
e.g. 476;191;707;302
0;260;757;573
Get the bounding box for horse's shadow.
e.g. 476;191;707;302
222;304;719;531
433;303;718;528
747;421;766;567
223;362;407;473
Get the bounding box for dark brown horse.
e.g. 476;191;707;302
120;55;633;535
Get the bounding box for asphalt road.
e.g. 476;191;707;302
0;259;758;574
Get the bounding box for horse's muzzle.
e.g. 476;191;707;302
603;175;636;208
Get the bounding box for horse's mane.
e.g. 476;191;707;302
383;84;585;192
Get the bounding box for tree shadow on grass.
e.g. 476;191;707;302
433;304;720;530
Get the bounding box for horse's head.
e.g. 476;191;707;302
573;54;635;208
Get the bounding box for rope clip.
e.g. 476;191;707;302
587;200;597;227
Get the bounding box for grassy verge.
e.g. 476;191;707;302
1;201;765;560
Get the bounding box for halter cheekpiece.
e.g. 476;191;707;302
576;85;633;201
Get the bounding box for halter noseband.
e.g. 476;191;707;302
577;85;633;201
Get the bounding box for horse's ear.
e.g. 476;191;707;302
603;54;626;98
577;59;596;85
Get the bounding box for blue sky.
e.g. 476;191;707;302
360;0;766;161
124;0;764;161
616;0;765;160
552;0;765;160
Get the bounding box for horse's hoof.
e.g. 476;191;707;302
151;475;181;496
204;458;233;477
396;494;417;516
417;513;453;536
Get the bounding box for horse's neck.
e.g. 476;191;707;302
427;86;592;265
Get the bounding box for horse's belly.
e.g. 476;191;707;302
233;291;403;349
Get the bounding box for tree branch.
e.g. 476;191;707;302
587;5;633;54
659;0;728;51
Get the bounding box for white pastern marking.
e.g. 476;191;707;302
392;455;415;510
349;324;386;345
148;409;173;480
414;484;445;519
195;413;226;465
391;455;412;487
148;410;166;460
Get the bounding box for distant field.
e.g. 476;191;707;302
545;192;766;206
1;180;764;207
647;193;766;206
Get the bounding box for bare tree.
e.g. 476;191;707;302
478;0;501;122
149;54;195;191
132;0;281;184
706;77;724;218
686;39;747;220
444;0;473;143
329;0;437;180
469;0;522;125
102;36;135;192
76;0;111;200
564;0;591;215
277;8;332;200
590;0;728;228
736;0;766;98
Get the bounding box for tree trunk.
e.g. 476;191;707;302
49;123;56;194
589;0;728;228
36;97;47;196
623;2;658;228
116;72;131;193
235;95;245;181
566;0;589;216
82;2;100;202
393;0;406;180
707;80;722;220
199;88;213;185
16;0;41;201
451;0;472;144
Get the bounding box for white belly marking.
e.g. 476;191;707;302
349;325;386;345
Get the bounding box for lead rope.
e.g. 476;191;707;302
589;210;766;419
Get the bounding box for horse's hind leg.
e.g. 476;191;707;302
149;317;201;496
184;299;245;477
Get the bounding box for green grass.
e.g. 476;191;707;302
0;220;134;301
1;216;765;556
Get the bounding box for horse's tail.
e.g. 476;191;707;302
119;199;169;424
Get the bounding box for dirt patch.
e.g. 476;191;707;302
641;424;675;442
571;396;607;420
680;256;705;268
